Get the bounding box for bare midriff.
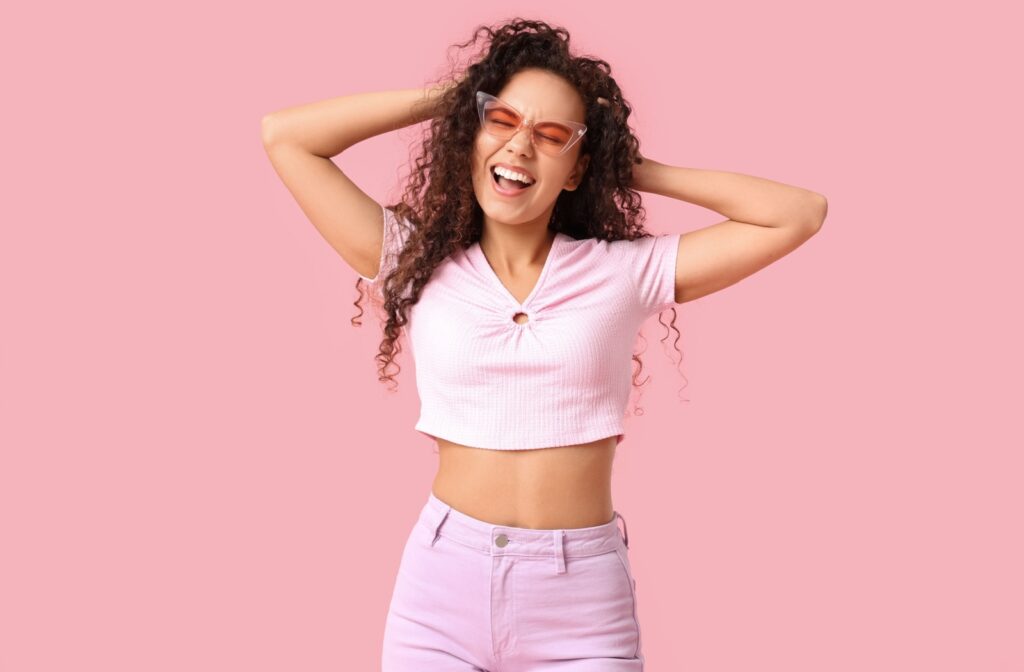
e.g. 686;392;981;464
430;435;619;530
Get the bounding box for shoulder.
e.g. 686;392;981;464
575;231;681;315
560;231;676;261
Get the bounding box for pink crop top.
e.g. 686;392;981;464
358;205;681;450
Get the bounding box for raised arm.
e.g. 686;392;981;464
630;156;827;304
260;83;452;278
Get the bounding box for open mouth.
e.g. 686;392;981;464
491;165;535;192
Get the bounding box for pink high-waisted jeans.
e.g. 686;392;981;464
381;490;645;671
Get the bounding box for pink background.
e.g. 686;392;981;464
2;2;1021;671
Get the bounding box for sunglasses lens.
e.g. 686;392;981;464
534;122;574;149
482;105;519;133
482;104;574;155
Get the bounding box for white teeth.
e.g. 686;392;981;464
493;166;535;185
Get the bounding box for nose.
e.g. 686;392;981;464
505;126;534;155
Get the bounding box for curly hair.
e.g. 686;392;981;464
351;17;687;416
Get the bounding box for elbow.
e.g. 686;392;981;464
803;193;828;233
260;114;279;148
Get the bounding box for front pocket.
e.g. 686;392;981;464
614;546;635;589
415;518;440;548
509;548;639;660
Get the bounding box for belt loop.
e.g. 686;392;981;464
553;530;566;574
431;507;451;547
616;511;629;549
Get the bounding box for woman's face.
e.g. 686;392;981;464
470;68;591;228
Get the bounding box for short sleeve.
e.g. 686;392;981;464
621;233;681;316
357;204;411;284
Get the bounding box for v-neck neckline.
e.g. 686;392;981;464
473;232;563;308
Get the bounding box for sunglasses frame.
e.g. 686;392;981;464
476;91;588;157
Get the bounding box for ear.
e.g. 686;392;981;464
564;152;591;191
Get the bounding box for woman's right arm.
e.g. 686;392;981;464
259;84;451;278
261;85;450;157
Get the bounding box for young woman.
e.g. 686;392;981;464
262;18;826;672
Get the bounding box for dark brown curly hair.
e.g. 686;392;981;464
351;17;687;416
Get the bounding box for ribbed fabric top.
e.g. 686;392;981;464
359;205;681;450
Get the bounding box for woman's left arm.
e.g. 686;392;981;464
629;156;827;304
630;155;827;229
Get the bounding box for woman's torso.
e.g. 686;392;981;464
431;435;618;530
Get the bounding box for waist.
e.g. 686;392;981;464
430;436;618;529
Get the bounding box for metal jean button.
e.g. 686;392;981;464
495;533;509;547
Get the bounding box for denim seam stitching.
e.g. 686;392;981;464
614;547;641;660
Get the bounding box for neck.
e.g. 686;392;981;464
479;221;556;273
